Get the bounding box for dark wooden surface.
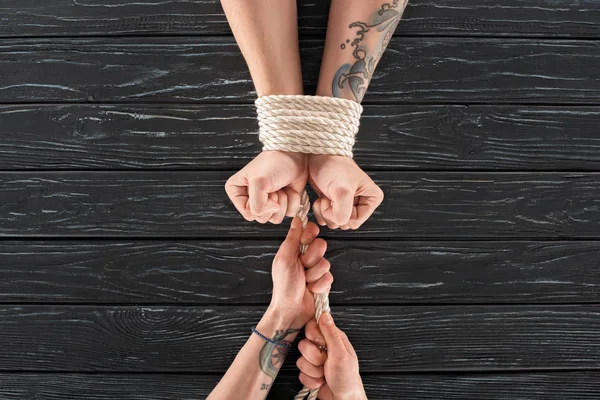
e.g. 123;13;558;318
1;1;599;399
2;172;600;239
2;240;599;304
0;305;598;372
2;38;600;104
3;105;600;171
1;0;599;38
2;372;600;400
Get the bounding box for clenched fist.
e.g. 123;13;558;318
225;151;308;224
309;155;384;230
297;314;368;400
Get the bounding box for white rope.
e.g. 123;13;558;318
294;191;329;400
255;95;361;400
255;95;363;158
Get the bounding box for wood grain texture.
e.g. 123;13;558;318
3;105;600;171
1;0;599;38
2;240;600;304
2;372;600;400
2;38;599;104
0;305;598;372
1;172;600;239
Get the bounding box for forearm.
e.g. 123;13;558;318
207;307;301;400
220;0;303;96
317;0;408;102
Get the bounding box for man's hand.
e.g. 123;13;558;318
269;217;334;328
296;314;368;400
309;155;384;230
225;151;308;224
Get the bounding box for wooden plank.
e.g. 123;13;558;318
0;305;598;372
1;0;599;38
2;240;600;304
3;105;600;171
2;372;600;400
1;172;599;239
1;38;599;104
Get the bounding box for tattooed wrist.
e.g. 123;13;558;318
255;308;301;382
258;327;300;379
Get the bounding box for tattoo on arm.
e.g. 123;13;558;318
333;0;408;102
259;328;299;380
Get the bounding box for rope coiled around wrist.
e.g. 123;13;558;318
255;95;363;158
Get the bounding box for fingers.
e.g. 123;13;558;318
226;152;309;224
296;357;324;379
339;329;358;358
325;184;354;226
312;197;327;227
313;184;384;229
308;155;385;229
299;372;325;390
352;184;384;229
283;187;301;217
318;313;347;359
307;272;333;294
273;217;302;264
225;173;253;221
304;319;326;348
298;338;327;366
268;190;287;224
255;191;278;224
248;176;279;216
301;238;327;268
305;258;331;283
300;222;320;247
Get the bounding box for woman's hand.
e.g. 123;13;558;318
297;314;368;400
308;155;384;230
225;151;308;224
268;217;334;328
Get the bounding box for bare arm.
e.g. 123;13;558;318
307;1;408;230
222;0;309;225
317;0;409;101
221;0;303;96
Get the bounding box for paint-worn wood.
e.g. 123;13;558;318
3;105;600;171
2;38;599;104
0;305;598;372
2;372;600;400
1;172;599;239
1;0;599;38
2;240;600;304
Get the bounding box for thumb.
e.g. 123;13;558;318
285;216;303;246
275;217;303;262
327;185;354;226
318;312;345;358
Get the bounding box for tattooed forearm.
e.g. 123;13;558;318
258;328;300;379
333;0;408;102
